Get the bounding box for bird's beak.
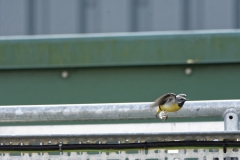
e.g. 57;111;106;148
181;97;188;101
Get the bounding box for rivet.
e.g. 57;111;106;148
61;71;69;78
187;59;195;64
185;68;192;75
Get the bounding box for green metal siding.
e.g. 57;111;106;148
1;30;240;69
0;64;240;105
0;30;239;123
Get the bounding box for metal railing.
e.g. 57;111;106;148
0;100;238;142
0;100;240;122
0;100;239;159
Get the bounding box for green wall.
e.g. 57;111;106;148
0;63;240;105
0;30;240;123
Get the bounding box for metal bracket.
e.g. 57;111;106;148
222;108;239;131
59;142;62;154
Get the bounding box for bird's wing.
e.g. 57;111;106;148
150;93;176;108
177;94;187;97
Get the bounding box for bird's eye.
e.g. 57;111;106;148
178;98;184;102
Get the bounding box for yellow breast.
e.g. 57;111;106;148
159;103;181;112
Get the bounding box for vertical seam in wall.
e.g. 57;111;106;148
130;0;137;32
197;0;204;30
42;1;49;34
80;0;86;33
235;0;240;28
182;0;190;30
28;0;35;35
0;1;2;36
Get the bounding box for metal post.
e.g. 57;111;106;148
222;108;239;160
223;108;239;131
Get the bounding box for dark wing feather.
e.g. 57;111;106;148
150;93;176;108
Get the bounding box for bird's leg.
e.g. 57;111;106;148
159;111;168;121
155;107;161;118
155;113;159;118
155;108;168;120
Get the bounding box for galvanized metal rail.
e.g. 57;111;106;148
0;100;238;143
0;100;239;159
0;100;239;122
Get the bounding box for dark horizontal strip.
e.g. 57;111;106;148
0;141;238;151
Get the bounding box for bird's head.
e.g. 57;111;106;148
176;94;188;107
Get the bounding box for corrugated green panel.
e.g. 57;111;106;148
0;64;240;106
0;63;239;123
1;30;240;69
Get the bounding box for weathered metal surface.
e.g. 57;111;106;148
0;131;239;144
0;30;240;69
0;100;239;122
0;122;224;135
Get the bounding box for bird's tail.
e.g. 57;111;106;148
150;101;159;108
150;93;173;108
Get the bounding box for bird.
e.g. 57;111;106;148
150;93;188;120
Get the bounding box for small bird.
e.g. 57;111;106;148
150;93;188;120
